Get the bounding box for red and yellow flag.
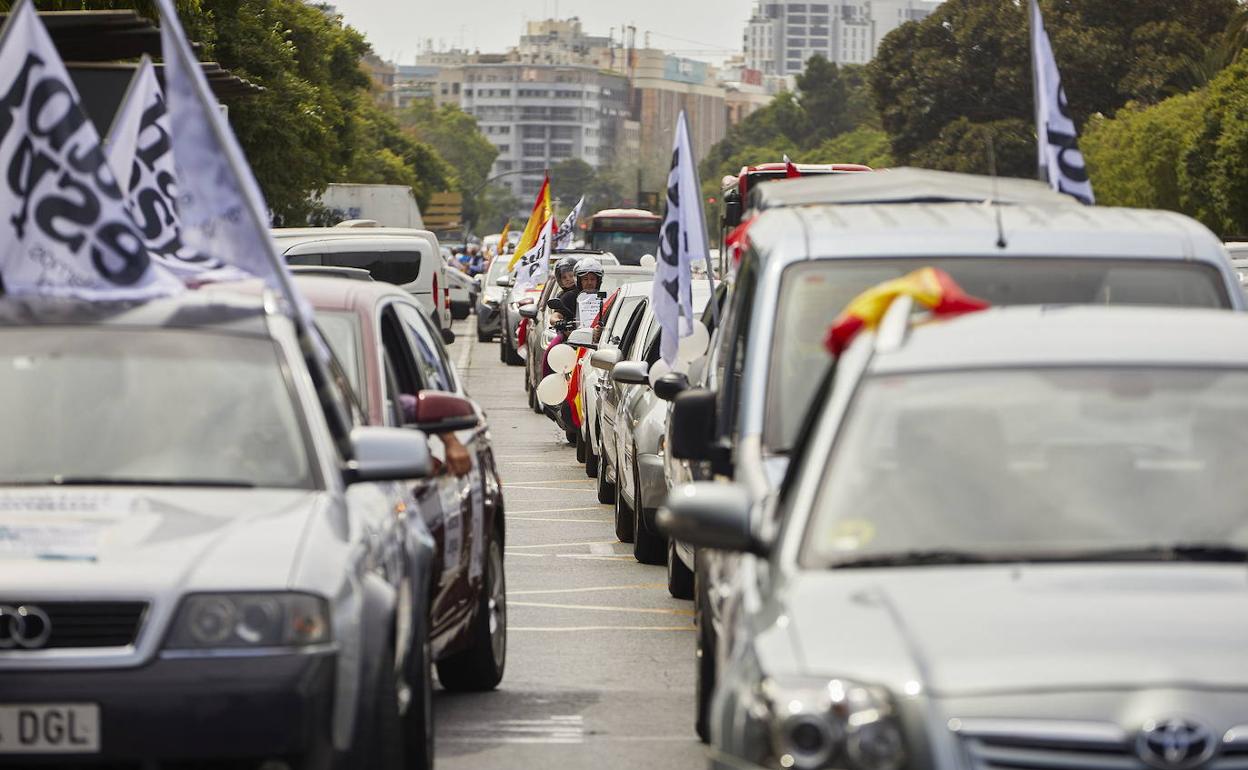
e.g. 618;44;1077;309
825;267;989;355
508;176;552;270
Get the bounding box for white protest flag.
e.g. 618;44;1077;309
1030;0;1094;204
155;0;306;312
105;56;245;283
652;111;705;365
512;216;552;294
554;195;584;249
0;1;182;299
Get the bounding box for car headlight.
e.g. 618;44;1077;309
165;592;331;649
751;677;906;770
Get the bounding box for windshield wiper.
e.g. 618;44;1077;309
830;549;1001;569
1037;543;1248;563
2;477;257;488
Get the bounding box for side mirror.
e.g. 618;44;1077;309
611;361;649;385
345;426;431;483
518;306;539;320
653;372;690;402
406;391;480;434
590;348;621;371
566;327;596;349
657;482;764;556
670;388;717;461
545;298;564;311
441;327;455;345
496;276;512;288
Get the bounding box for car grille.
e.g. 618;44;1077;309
953;718;1248;770
4;601;147;649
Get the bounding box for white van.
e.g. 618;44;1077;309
272;228;453;334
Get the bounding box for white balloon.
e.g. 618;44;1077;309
638;254;657;269
676;321;710;365
537;373;569;406
648;359;671;389
547;343;578;374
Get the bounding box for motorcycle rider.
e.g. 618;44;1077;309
556;256;605;322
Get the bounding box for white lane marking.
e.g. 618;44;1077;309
442;716;585;745
503;552;546;558
457;327;472;371
507;507;602;515
505;485;601;493
556;554;635;562
510;516;609;523
508;583;666;596
588;543;618;555
507;478;596;486
509;601;694;617
506;540;617;550
510;625;695;632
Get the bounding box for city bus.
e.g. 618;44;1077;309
585;208;662;266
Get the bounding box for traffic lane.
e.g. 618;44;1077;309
439;321;704;770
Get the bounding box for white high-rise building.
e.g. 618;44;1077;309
743;0;940;76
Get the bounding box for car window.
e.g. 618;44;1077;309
802;367;1248;567
294;250;422;286
716;249;757;441
626;311;655;361
606;296;645;347
395;302;455;392
317;311;365;399
379;304;423;394
0;329;314;489
764;257;1233;452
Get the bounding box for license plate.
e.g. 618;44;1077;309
0;704;99;753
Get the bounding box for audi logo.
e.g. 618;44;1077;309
0;605;51;649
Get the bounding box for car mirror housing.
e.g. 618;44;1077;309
566;328;596;349
657;482;764;556
345;427;431;484
653;372;689;402
670;388;717;460
590;348;621;371
406;391;480;434
518;306;539;320
496;276;513;288
611;361;649;385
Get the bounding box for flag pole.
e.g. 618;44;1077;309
1029;0;1046;183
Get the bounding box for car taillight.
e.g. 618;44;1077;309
433;273;439;308
444;286;451;310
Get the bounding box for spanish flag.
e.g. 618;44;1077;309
825;267;988;355
498;219;511;254
508;175;552;270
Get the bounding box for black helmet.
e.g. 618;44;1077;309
555;255;578;278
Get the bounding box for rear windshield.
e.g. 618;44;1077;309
765;257;1232;451
0;329;313;489
287;250;422;287
588;231;661;265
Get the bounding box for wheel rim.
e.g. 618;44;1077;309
487;538;507;667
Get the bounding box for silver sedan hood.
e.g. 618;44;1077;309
784;564;1248;695
0;486;329;597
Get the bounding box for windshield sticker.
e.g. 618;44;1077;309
826;519;875;552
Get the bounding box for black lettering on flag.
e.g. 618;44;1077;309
34;172;99;252
0;53;43;146
7;135;59;236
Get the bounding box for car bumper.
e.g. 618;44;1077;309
636;453;667;532
1;650;337;767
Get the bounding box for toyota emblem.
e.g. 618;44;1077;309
0;604;52;649
1138;719;1218;770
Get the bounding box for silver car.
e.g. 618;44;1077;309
663;303;1248;770
0;293;440;768
669;196;1248;741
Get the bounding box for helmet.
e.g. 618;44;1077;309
555;255;578;276
574;256;604;278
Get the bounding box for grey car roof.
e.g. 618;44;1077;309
749;201;1232;265
870;305;1248;374
751;167;1079;211
0;291;273;335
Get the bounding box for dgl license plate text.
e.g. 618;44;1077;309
0;704;99;753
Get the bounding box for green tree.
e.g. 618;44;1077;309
401;100;498;227
550;158;597;210
1179;59;1248;236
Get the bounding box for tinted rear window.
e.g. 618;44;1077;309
765;257;1232;451
288;250;422;286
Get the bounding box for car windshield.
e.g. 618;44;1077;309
0;329;313;489
589;231;660;265
766;257;1232;451
486;257;511;284
802;367;1248;568
317;311;365;398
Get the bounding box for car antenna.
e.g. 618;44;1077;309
986;129;1008;249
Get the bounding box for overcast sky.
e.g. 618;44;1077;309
331;0;757;65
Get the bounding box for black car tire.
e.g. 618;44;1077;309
584;430;599;478
576;432;587;463
564;427;578;445
436;531;507;692
596;436;615;504
452;304;471;321
503;340;524;366
667;539;694;600
478;329;492;342
614;460;635;543
632;463;665;565
402;624;434;770
695;564;716;743
363;643;405;770
498;338;507;363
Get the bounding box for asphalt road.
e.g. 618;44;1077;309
434;318;704;770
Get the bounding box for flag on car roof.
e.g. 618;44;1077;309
554;195;584;250
783;154;800;179
105;56;245;284
653;111;706;365
825;267;989;355
0;1;183;300
155;0;307;311
1030;0;1094;205
509;175;551;270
